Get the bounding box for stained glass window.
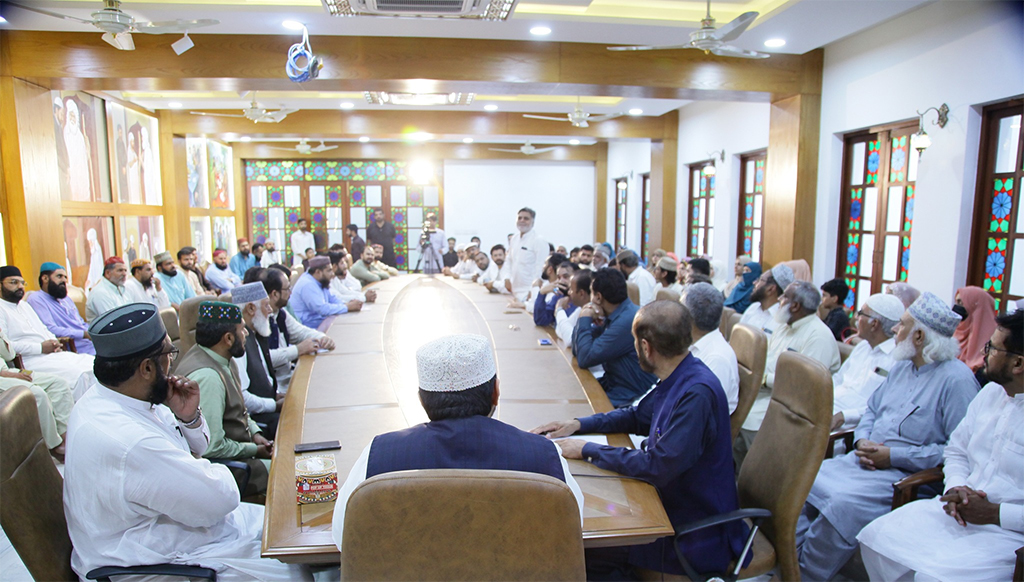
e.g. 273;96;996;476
640;174;651;261
614;178;628;251
687;162;715;257
837;122;919;310
969;100;1023;312
737;151;766;263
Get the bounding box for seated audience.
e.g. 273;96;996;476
292;256;361;330
259;267;335;391
350;246;392;286
738;263;792;334
556;245;568;256
471;236;482;249
251;243;264;266
26;262;96;354
260;240;282;268
688;258;711;279
616;249;656;306
858;310;1023;582
819;278;852;340
646;248;668;274
371;244;400;276
482;245;511;293
830;293;904;432
471;249;499;285
569;247;581;263
125;259;171;310
709;259;729;292
781;258;812;282
332;333;584;549
738;281;841;459
229;238;258;279
155;251;197;308
722;255;752;298
175;301;273;498
0;325;72;457
442;237;459;268
0;266;94;385
886;281;921;309
206;249;242;293
534;301;748;578
177;246;212;296
955;285;998;373
723;261;761;314
63;303;308;581
533;261;577;327
329;251;376;304
796;292;979;581
578;244;595;270
592;245;611;270
86;257;131;321
230;282;282;439
684;283;740;413
446;244;478;278
519;253;567;314
555;269;592;348
572;269;658;406
653;256;683;295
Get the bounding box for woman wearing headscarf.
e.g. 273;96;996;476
885;282;921;309
709;259;729;293
722;255;751;298
954;286;997;373
780;259;812;282
724;262;761;314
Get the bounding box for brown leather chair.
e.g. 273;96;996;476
67;284;88;320
0;386;213;582
1015;546;1023;582
160;307;181;350
720;307;737;339
728;323;768;441
342;469;585;581
837;340;855;364
724;311;743;341
627;281;640;306
656;287;681;302
176;295;207;356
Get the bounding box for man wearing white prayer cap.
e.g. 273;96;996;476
331;333;584;551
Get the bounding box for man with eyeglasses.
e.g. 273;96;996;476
258;266;334;391
859;308;1023;582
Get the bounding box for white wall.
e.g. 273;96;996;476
675;101;771;261
442;159;596;252
606;140;651;251
816;0;1024;297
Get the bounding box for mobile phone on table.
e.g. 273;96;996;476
538;338;552;346
294;440;342;453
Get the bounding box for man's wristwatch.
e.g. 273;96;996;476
176;407;203;429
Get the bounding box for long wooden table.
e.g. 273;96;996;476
263;275;672;563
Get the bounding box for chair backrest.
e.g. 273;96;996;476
626;282;640;306
289;270;303;287
655;287;680;303
720;307;737;340
837;340;855;364
342;469;585;581
738;351;832;582
67;284;87;320
728;323;768;440
0;386;76;582
160;307;180;342
176;295;207;356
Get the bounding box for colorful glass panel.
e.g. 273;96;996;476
983;237;1008;293
899;185;915;281
251;208;270;243
991;178;1014;233
349;184;366;207
866;139;881;185
889;136;908;182
267;185;285;207
326;185;344;208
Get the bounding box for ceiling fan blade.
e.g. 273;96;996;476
135;18;219;34
488;148;525;153
586;113;623;123
102;32;135;51
572;120;590;128
530;147;559;154
711;45;770;59
266;146;300;152
714;11;759;42
607;44;694;52
4;1;94;24
523;114;570;122
189;111;247;118
312;145;339;152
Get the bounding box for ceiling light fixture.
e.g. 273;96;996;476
171;32;194;55
569;139;580;145
240;136;251;142
0;16;7;24
168;102;182;109
409;132;433;142
410;160;434;185
484;104;499;111
912;103;949;156
703;150;725;176
340;102;355;109
764;38;786;48
282;20;305;30
463;137;474;144
530;26;551;36
628;108;643;116
359;136;370;143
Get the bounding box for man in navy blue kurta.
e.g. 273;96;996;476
536;300;748;578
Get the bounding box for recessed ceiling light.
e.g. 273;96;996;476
359;136;370;143
628;108;643;116
168;102;182;109
240;136;251;142
530;26;551;36
484;104;498;112
282;20;305;30
764;38;786;48
569;139;580;145
463;137;474;144
340;102;355;109
410;132;433;141
0;16;7;24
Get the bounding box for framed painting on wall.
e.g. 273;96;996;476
186;138;209;209
51;91;111;203
212;216;238;256
106;101;162;206
62;216;115;292
119;216;166;264
190;217;213;265
208;141;234;210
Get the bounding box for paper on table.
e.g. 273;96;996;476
555;434;609;447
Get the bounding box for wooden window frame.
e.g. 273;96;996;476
640;173;651;261
686;161;715;257
614;177;628;251
737;150;767;263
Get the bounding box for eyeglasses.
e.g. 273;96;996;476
984;341;1023;357
158;347;180;362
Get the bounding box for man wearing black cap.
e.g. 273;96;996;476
63;302;309;581
291;255;361;329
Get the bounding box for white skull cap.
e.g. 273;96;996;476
417;334;496;392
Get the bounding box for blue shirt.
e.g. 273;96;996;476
577;354;748;574
229;252;257;280
533;290;576;327
204;264;241;293
572;300;658;405
155;269;196;306
291;272;347;329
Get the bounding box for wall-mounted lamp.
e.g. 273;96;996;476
703;150;725;176
616;180;628;190
911;103;948;155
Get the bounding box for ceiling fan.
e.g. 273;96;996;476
6;0;219;51
265;139;338;155
607;0;768;59
190;94;298;124
523;100;623;128
488;142;560;156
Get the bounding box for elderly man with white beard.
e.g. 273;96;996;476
229;283;283;439
795;292;980;581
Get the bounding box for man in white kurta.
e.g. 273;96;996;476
482;245;512;294
857;311;1023;582
506;208;548;301
738;263;793;335
685;283;740;414
290;218;316;266
259;240;282;268
617;249;657;306
85;257;132;321
125;259;171;310
0;326;72;452
63;303;308;581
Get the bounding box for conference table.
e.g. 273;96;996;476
263;274;672;563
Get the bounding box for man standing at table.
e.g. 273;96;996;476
534;301;748;579
366;208;397;268
332;333;584;550
506;207;547;301
26;262;96;354
290;218;316;266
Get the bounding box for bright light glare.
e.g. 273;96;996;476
340;102;355;109
530;26;551;36
764;38;786;48
168;102;182;109
282;20;305;30
410;132;433;141
410;160;433;184
569;139;580;145
484;104;499;112
0;16;7;24
239;136;251;142
463;137;474;144
359;136;370;143
628;108;643;116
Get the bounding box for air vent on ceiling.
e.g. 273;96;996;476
322;0;517;20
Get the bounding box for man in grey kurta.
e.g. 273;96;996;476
796;292;979;581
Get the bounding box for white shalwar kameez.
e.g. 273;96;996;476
0;298;94;385
507;228;547;301
858;382;1024;582
63;384;309;582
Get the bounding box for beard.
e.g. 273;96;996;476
160;265;177;277
891;336;918;361
984;357;1013;384
146;363;170;406
517;224;530;233
141;276;153;289
1;287;24;303
252;310;272;337
229;333;246;358
637;347;655;374
751;284;768;304
772;306;792;325
48;280;68;299
216;263;228;271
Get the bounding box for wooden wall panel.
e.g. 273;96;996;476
595;142;609;242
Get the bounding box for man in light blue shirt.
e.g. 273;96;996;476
205;249;242;293
229;238;257;280
291;256;361;329
153;251;194;309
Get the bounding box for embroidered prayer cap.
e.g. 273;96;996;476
39;262;64;274
213;249;228;258
307;256;330;271
89;302;167;360
657;256;677;271
230;282;268;305
863;293;906;322
0;266;22;280
417;334;496;393
197;301;242;325
908;292;961;337
770;264;795;292
130;259;150;270
105;256;124;267
237;237;249;245
153;251;173;266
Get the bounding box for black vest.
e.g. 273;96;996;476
244;328;276;399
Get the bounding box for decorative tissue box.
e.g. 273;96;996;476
295;454;338;504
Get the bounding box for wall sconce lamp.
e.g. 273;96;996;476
911;103;949;155
703;150;725;176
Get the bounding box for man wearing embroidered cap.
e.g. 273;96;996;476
125;258;171;310
229;282;283;438
331;333;584;551
174;301;273;497
796;291;980;581
205;249;243;293
26;262;96;354
63;302;309;581
292;255;362;329
85;256;131;321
